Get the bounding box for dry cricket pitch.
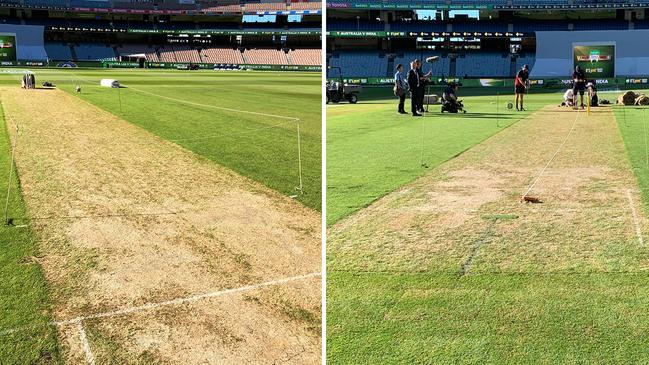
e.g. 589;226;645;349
330;105;649;274
1;87;321;364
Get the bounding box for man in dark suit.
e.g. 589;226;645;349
408;60;422;117
416;61;432;113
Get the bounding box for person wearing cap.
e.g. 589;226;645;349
572;65;587;110
514;64;530;111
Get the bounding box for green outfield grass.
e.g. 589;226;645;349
612;96;649;213
327;88;649;364
327;89;555;224
0;68;321;210
0;106;60;363
328;272;649;364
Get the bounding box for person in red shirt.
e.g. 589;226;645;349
514;64;530;111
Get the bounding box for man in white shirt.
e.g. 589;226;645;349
563;88;574;107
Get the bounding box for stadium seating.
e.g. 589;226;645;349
158;48;177;62
328;51;387;77
74;43;117;61
8;0;321;13
329;50;536;78
455;51;510;78
243;48;289;64
290;1;321;10
289;48;320;65
327;0;649;6
244;2;288;12
146;52;160;62
331;18;632;33
149;47;320;66
328;20;385;32
174;48;202;63
200;47;246;64
44;42;73;60
117;44;156;56
69;0;112;8
201;4;243;12
392;51;449;77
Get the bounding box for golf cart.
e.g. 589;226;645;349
326;66;361;104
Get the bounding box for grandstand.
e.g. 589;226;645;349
0;0;322;14
327;1;649;80
0;0;322;69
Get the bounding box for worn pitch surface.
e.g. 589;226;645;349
2;87;321;364
328;105;649;363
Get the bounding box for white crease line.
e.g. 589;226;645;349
55;272;321;325
76;319;96;365
626;189;644;246
0;273;320;336
522;108;580;199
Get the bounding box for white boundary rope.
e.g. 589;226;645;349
521;108;580;200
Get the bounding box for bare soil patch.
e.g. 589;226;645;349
329;105;649;274
1;87;320;363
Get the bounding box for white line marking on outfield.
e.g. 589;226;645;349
626;189;644;246
68;71;300;122
76;319;96;365
522;108;580;199
127;86;300;121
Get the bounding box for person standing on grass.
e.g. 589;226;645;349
572;65;587;110
514;64;530;111
408;60;422;117
394;64;407;114
416;61;432;113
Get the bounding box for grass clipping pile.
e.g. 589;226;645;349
0;87;321;364
617;90;649;106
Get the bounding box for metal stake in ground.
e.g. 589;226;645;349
3;125;18;225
